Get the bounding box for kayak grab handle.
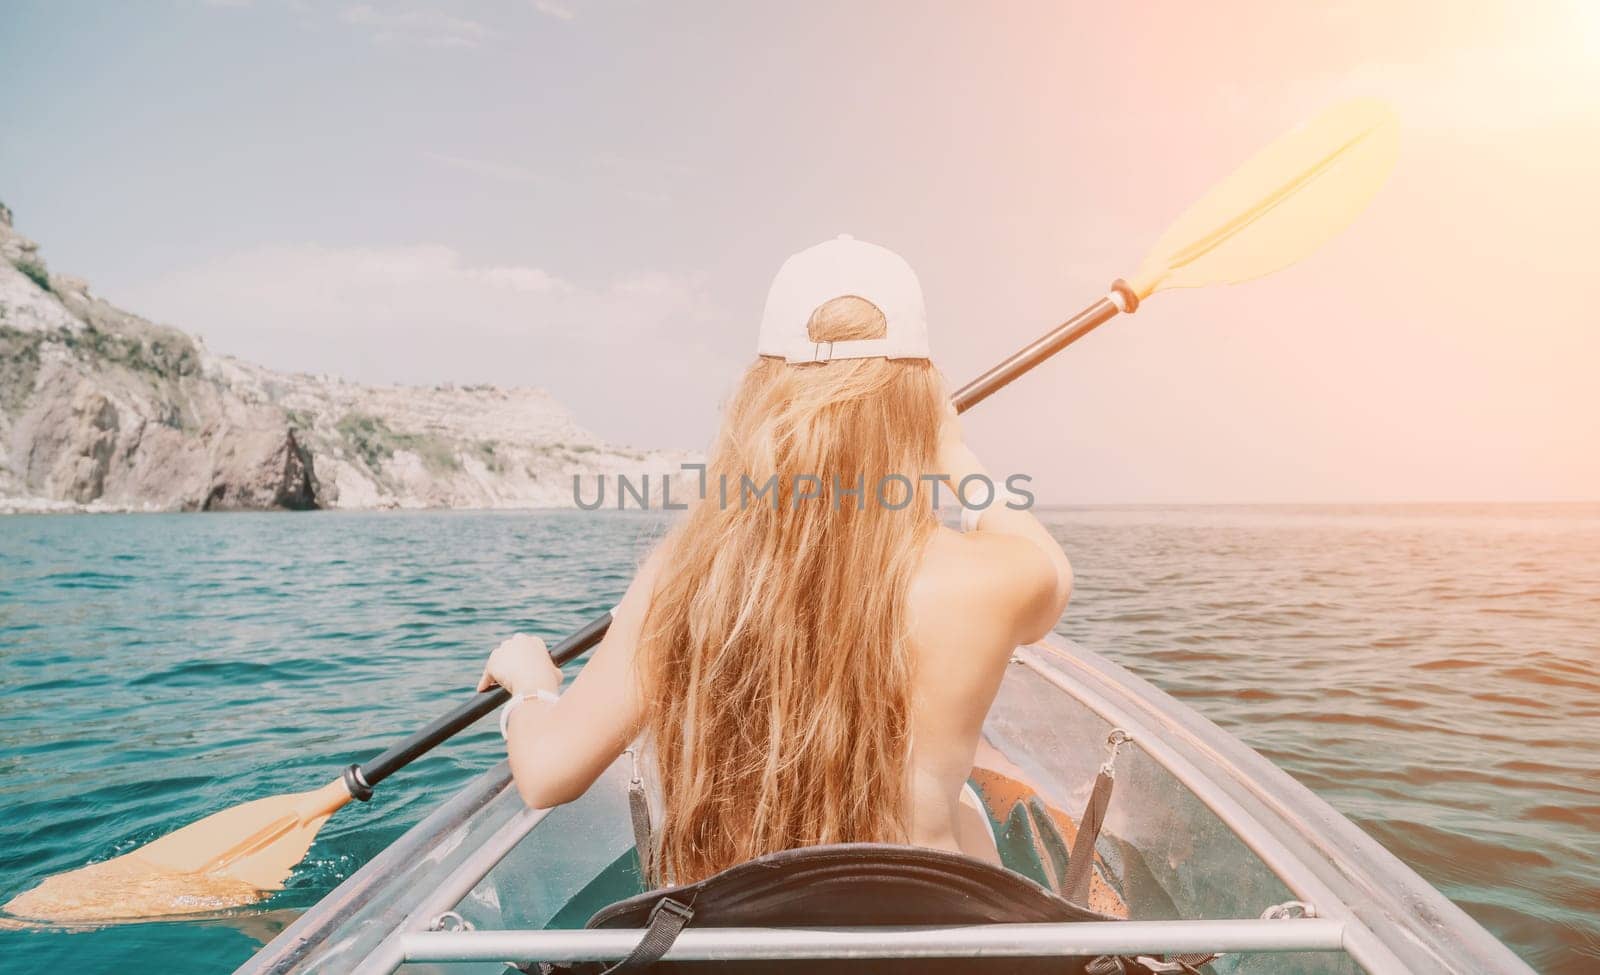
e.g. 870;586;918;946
348;611;615;796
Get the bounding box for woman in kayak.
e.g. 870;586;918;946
479;236;1072;885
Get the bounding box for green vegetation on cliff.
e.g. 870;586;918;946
0;326;44;414
336;411;462;474
10;255;51;293
58;324;201;380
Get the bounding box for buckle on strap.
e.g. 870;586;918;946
648;896;695;926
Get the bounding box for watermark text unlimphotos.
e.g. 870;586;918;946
574;464;1034;512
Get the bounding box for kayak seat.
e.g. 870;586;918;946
544;841;1120;975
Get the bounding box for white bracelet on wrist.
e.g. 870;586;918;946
499;687;560;740
958;488;1026;533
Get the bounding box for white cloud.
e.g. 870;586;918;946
466;265;565;292
533;1;575;22
421;151;539;183
115;242;738;447
339;4;494;48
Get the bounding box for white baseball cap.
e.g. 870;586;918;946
757;235;931;364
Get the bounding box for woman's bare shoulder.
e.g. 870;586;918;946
911;525;1059;650
918;525;1058;592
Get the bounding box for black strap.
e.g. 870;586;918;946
627;777;654;865
598;897;694;973
1061;768;1113;904
1087;953;1217;974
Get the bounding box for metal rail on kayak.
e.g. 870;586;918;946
402;918;1347;964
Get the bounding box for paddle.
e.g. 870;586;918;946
4;97;1398;925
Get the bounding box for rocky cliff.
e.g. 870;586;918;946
0;204;698;512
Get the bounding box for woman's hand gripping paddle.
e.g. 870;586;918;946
3;97;1398;925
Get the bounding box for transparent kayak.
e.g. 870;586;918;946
236;635;1533;975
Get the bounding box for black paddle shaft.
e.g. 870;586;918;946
341;286;1132;800
352;612;614;792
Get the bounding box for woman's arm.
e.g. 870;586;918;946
479;543;668;809
937;405;1073;645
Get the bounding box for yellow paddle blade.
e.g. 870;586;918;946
1128;98;1400;299
3;778;350;925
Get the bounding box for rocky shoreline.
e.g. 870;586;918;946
0;202;698;512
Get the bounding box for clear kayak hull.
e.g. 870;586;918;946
238;636;1533;975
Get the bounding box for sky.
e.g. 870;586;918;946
1;0;1596;503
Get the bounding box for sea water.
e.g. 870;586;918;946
0;506;1595;972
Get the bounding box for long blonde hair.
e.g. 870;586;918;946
637;296;944;885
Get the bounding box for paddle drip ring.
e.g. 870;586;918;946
1109;279;1140;314
342;763;374;802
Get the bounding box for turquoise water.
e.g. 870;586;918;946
1;506;1596;972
